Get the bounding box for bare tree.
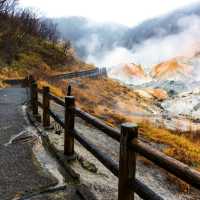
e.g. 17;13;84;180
0;0;60;64
0;0;7;11
63;40;71;53
0;0;18;13
40;19;59;43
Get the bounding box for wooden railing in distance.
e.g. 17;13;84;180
51;67;107;80
29;80;200;200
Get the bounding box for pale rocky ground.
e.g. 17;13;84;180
110;56;200;132
162;88;200;120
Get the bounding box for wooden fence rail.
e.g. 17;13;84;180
29;78;200;200
50;67;107;81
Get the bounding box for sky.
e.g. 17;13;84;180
19;0;199;27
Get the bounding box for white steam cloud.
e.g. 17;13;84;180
87;47;135;67
85;15;200;70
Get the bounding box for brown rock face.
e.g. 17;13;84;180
122;63;146;78
145;88;168;101
151;58;193;80
110;63;147;79
134;88;168;100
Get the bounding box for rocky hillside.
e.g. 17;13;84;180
110;53;200;128
112;53;200;86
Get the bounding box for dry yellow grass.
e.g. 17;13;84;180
50;63;95;75
36;77;200;172
38;80;64;97
36;77;200;193
0;61;95;88
140;123;200;167
0;67;27;88
0;67;27;79
0;81;6;88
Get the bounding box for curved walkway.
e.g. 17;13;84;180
0;87;89;200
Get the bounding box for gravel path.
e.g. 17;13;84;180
0;87;59;200
0;87;92;200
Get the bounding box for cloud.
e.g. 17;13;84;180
86;47;135;67
131;15;200;68
19;0;198;26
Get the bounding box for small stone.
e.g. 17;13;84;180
81;160;98;173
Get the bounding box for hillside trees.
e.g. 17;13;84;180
0;0;61;65
63;40;71;53
0;0;17;13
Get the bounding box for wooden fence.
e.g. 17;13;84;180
28;76;200;200
50;68;107;81
3;68;107;86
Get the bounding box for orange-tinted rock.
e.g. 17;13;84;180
151;58;193;80
134;89;154;99
134;88;168;100
110;63;147;79
123;63;146;78
145;88;168;101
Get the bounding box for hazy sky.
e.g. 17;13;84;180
19;0;199;26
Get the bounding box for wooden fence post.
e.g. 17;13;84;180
30;79;35;110
28;75;34;86
64;96;75;158
67;85;72;96
43;86;50;128
23;76;29;87
32;82;38;116
118;123;138;200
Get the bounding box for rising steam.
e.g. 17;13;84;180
85;15;200;70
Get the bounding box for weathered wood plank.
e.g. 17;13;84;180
32;82;38;116
64;96;75;157
118;123;138;200
130;140;200;190
48;109;65;128
130;179;163;200
37;88;43;94
48;93;65;107
75;108;120;142
43;86;50;127
38;101;43;108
